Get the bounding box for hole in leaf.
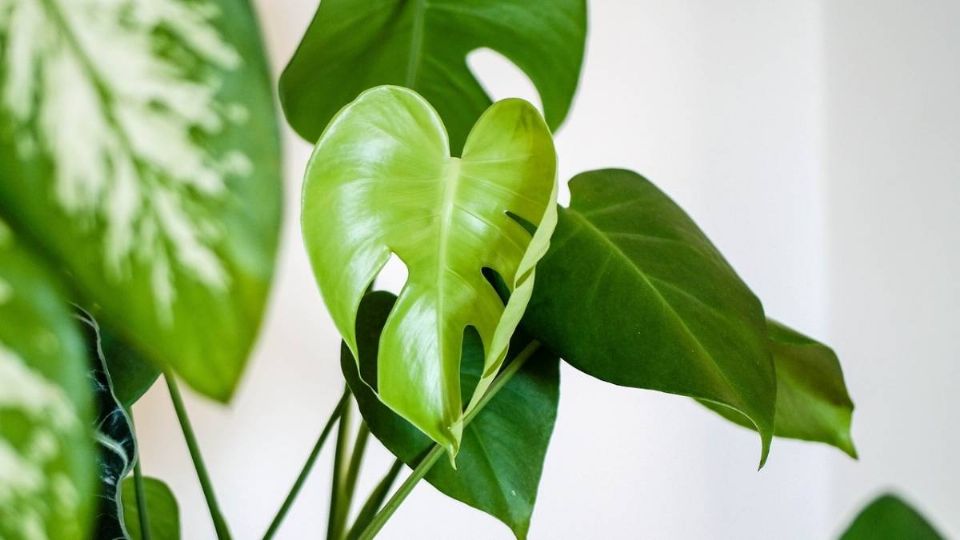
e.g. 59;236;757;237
467;47;543;113
482;267;511;306
375;253;408;296
459;326;485;407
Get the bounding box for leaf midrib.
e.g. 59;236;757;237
404;0;428;87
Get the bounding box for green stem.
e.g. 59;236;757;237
357;340;541;540
326;399;353;540
339;421;371;527
164;372;232;540
133;457;151;540
346;459;404;540
262;388;351;540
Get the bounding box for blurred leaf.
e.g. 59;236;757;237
281;0;586;151
342;292;559;539
0;0;282;401
522;169;777;464
122;476;181;540
840;494;943;539
303;86;557;454
78;312;137;539
0;218;97;539
704;320;857;457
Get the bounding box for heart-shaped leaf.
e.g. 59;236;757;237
522;169;777;464
0;0;282;401
342;292;559;539
78;312;138;540
704;319;857;457
280;0;587;151
122;476;181;540
0;219;97;539
303;86;558;454
840;494;944;540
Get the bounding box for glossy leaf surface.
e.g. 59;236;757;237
342;292;559;539
0;219;96;539
303;86;557;453
705;320;856;457
281;0;586;151
79;312;137;539
0;0;282;401
840;494;943;540
122;476;181;540
523;169;776;463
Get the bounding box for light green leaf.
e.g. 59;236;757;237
840;494;944;540
0;0;282;401
303;86;558;454
0;218;97;539
522;169;777;464
343;292;559;539
280;0;586;151
122;476;181;540
704;319;857;457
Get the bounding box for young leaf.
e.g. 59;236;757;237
78;312;138;539
342;292;559;539
0;219;97;539
302;86;558;455
703;320;857;457
122;476;181;540
840;494;944;540
522;169;777;464
0;0;282;401
280;0;587;151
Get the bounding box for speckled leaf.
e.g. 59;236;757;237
303;86;557;455
78;311;138;540
122;476;181;540
522;169;777;464
704;319;857;457
0;218;97;539
281;0;586;151
342;292;559;539
840;494;944;540
0;0;282;401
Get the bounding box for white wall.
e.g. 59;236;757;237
132;1;959;538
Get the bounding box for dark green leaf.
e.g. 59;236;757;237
280;0;587;151
704;320;857;457
78;312;137;540
0;219;97;539
0;0;282;401
522;169;777;464
100;329;160;410
122;476;181;540
840;494;943;540
342;292;559;539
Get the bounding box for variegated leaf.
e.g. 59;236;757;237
0;0;282;400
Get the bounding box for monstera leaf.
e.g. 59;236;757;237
705;320;857;457
342;292;559;539
122;476;181;540
840;494;944;540
0;219;97;539
302;86;558;454
78;312;138;539
281;0;587;151
522;169;777;463
0;0;282;401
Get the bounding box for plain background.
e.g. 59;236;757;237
134;1;960;538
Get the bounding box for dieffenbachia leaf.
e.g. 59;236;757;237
100;329;160;410
840;494;944;540
121;476;181;540
0;0;282;401
522;169;777;464
704;320;857;457
0;219;97;539
342;292;558;539
78;312;138;539
302;86;558;454
280;0;586;151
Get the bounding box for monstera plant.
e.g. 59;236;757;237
0;0;885;538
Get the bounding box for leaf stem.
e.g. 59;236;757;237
133;456;151;540
356;340;541;540
326;399;353;540
346;459;404;540
164;372;232;540
262;388;351;540
339;421;371;528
